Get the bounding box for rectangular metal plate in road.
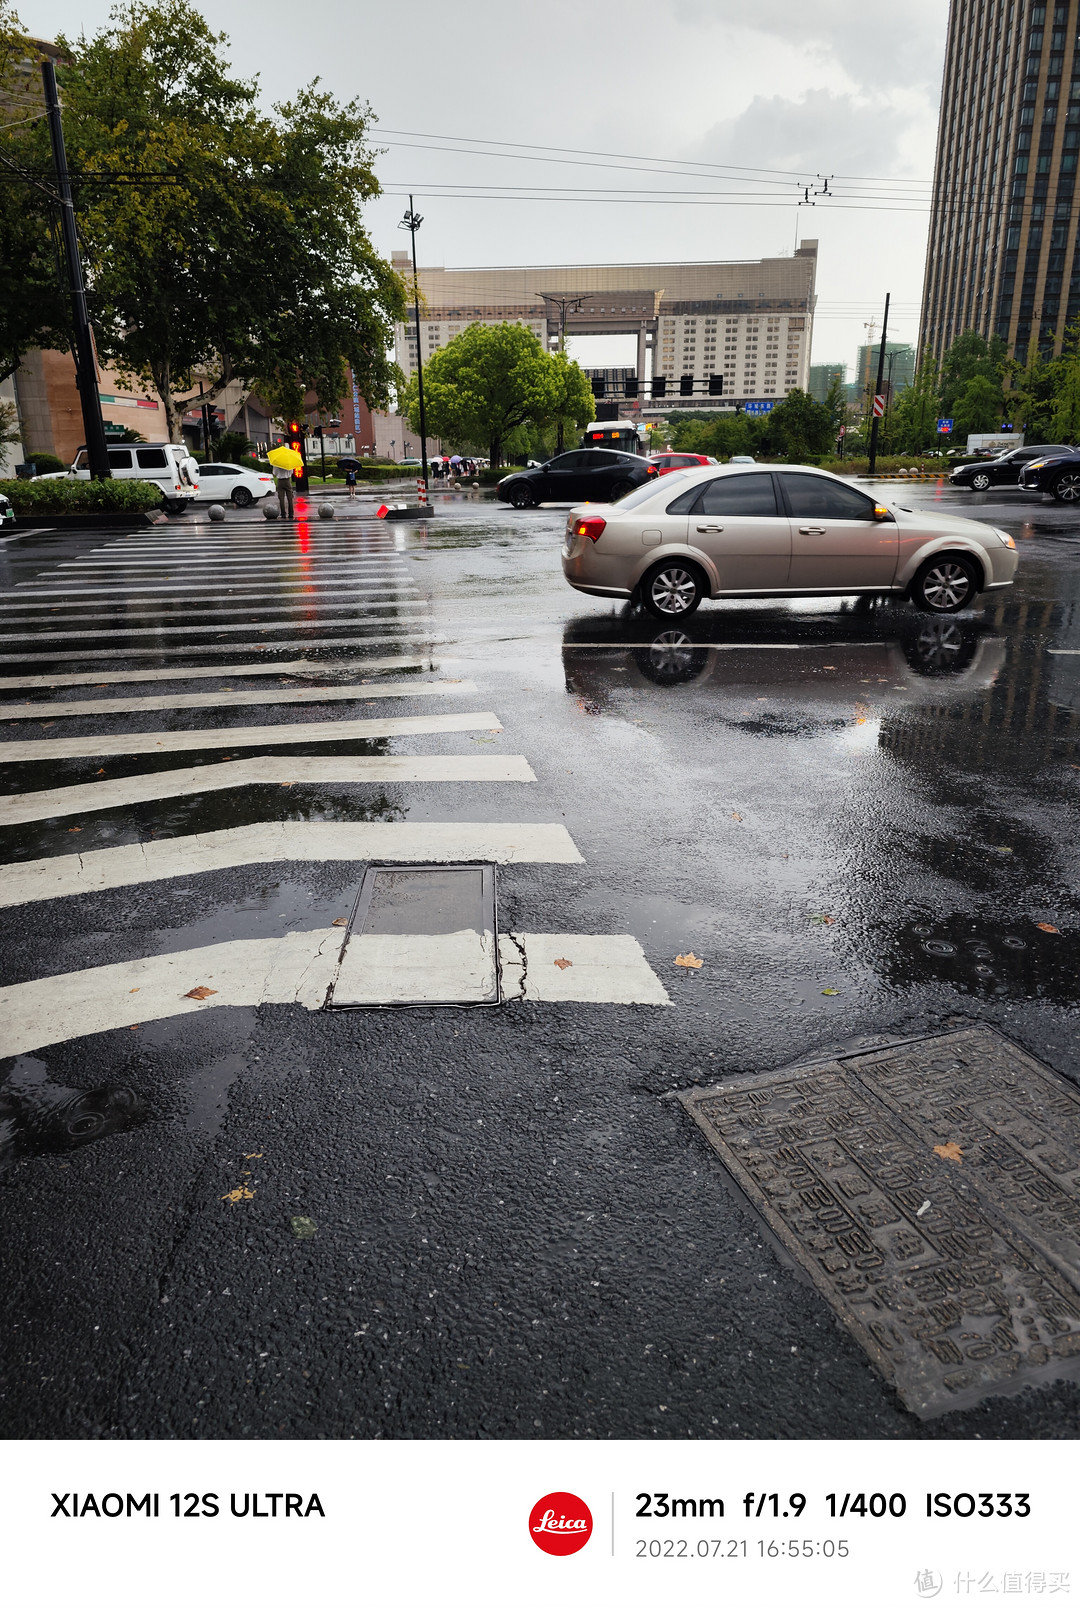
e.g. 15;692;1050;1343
327;863;498;1008
681;1027;1080;1418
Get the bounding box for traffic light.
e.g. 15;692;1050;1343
624;376;638;398
680;374;694;396
591;376;606;399
651;376;667;399
286;420;308;491
708;374;724;396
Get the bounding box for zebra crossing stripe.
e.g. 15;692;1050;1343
0;655;438;689
0;607;431;645
0;754;536;826
0;678;475;719
0;822;583;906
0;709;501;760
0;632;444;664
0;594;421;628
0;929;667;1056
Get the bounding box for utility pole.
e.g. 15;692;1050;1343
537;292;589;451
399;197;429;490
41;59;110;480
867;292;891;477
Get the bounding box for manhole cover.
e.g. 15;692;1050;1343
327;863;498;1008
681;1026;1080;1418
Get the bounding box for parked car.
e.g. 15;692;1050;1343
497;448;657;509
950;443;1075;491
40;442;200;512
1017;449;1080;501
729;454;756;465
560;463;1018;619
0;489;12;525
647;452;718;476
195;461;274;507
398;457;424;467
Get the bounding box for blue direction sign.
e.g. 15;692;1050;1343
936;417;954;434
744;400;775;415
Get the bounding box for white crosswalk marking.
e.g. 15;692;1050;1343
0;523;669;1047
0;754;535;826
0;678;475;719
0;709;502;760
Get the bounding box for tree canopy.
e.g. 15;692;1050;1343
403;323;593;464
2;0;404;438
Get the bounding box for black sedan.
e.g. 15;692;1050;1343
1018;448;1080;501
496;448;656;508
949;443;1073;490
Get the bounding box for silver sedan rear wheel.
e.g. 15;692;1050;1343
911;555;979;613
641;562;704;619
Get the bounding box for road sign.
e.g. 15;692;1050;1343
744;400;775;415
937;417;953;434
872;394;886;417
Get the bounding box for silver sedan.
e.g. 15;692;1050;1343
560;465;1018;618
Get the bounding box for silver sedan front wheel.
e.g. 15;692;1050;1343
911;555;979;613
641;562;703;619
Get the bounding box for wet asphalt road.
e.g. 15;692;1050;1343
1;481;1079;1441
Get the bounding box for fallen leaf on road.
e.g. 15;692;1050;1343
1036;922;1061;933
821;988;839;996
290;1215;317;1239
222;1186;255;1204
244;1153;263;1159
183;985;218;1000
992;846;1013;855
811;914;835;925
280;781;295;787
129;1024;139;1031
822;665;836;669
332;917;348;927
731;811;742;822
553;957;572;969
472;738;497;744
129;987;139;994
933;1142;964;1163
95;768;105;776
40;722;54;728
67;827;81;833
675;953;703;969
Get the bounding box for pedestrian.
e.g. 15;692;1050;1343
345;465;357;500
450;453;462;481
273;460;295;518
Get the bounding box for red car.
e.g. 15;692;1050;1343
647;452;718;476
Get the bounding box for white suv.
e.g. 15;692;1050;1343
49;443;200;512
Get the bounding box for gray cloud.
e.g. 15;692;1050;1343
691;87;918;180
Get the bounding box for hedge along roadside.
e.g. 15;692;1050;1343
0;479;164;515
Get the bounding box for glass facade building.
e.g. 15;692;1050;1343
921;2;1080;365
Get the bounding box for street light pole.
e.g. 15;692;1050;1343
537;293;589;451
867;292;891;477
40;59;110;480
399;197;429;491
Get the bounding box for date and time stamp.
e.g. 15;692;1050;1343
625;1490;1068;1593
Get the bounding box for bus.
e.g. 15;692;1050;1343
581;422;644;455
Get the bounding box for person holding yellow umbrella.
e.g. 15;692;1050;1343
267;444;304;518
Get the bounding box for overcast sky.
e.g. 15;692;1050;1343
24;0;948;377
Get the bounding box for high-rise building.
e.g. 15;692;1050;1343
809;362;846;402
855;342;917;396
921;2;1080;366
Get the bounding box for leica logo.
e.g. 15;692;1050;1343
528;1492;593;1556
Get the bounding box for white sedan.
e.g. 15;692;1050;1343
196;462;275;507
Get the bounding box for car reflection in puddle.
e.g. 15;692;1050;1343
562;607;1005;711
0;1056;148;1170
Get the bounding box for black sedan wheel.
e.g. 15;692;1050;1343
1052;471;1080;502
231;486;253;508
911;554;980;613
970;471;991;491
508;482;537;509
641;561;705;619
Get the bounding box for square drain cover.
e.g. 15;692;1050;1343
327;863;498;1008
681;1026;1080;1417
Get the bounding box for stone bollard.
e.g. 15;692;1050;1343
207;502;226;521
318;502;335;520
263;502;280;520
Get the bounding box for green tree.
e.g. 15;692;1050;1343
823;373;848;435
1049;352;1080;442
51;0;403;439
0;8;72;381
761;388;834;458
939;330;1007;415
890;349;941;453
1008;346;1058;440
666;412;759;457
954;373;1003;437
404;323;591;466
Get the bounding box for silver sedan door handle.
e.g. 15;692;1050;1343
798;525;826;534
696;523;724;532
